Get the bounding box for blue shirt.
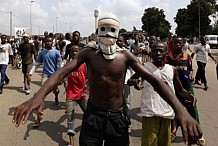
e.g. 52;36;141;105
130;42;143;57
36;48;62;77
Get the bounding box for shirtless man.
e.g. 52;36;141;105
13;13;202;146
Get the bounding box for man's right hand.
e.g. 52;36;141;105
175;108;203;145
12;96;44;127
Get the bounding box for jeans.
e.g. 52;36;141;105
66;98;87;133
0;64;7;90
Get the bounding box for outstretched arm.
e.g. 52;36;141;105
13;48;88;127
126;51;202;145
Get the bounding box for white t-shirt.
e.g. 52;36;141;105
193;43;211;63
125;68;134;84
141;62;175;119
124;49;135;84
62;40;71;55
0;43;13;65
182;42;190;53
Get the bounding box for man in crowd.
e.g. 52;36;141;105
0;34;13;94
13;13;202;146
191;36;217;90
17;34;37;94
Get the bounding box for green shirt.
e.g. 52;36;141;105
18;43;36;64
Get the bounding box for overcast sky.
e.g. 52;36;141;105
0;0;190;37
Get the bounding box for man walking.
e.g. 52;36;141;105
191;36;217;90
0;34;13;94
17;34;37;94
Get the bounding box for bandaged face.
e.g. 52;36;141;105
97;13;120;60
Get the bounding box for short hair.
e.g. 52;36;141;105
1;34;7;38
65;33;71;39
47;35;54;40
73;31;80;36
149;36;157;41
70;44;81;50
151;41;167;51
174;36;185;43
48;32;54;37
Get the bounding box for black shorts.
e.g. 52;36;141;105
79;102;130;146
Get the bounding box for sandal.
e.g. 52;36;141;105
171;132;176;141
196;137;206;146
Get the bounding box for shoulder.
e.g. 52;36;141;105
195;43;201;48
79;43;86;48
144;62;152;67
39;49;47;54
19;43;24;47
121;49;140;63
28;43;33;46
77;46;97;58
7;43;12;47
53;48;60;52
206;44;210;49
165;63;173;68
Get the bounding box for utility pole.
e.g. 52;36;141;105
198;2;201;38
0;10;13;38
30;0;34;39
56;17;59;33
94;9;99;32
10;11;12;38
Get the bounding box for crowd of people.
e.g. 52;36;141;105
1;13;217;146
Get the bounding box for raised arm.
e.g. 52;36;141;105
13;48;88;127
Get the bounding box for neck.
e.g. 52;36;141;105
153;62;165;69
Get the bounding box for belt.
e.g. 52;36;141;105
87;102;125;117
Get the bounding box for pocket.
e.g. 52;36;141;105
83;113;104;131
107;115;128;136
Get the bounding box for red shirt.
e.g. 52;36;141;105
66;64;87;100
167;40;173;53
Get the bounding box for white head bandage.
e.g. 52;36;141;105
98;13;120;60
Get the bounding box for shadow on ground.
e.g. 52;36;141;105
8;101;84;146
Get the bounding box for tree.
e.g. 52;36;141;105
141;7;171;39
175;0;217;37
174;8;190;37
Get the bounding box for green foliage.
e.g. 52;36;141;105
174;8;190;37
175;0;218;37
141;7;171;39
